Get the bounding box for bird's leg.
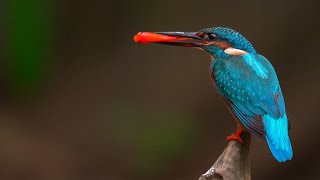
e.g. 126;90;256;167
226;126;244;144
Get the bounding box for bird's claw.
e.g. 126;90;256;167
226;127;244;144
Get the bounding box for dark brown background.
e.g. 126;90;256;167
1;0;320;179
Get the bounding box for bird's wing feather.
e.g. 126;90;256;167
225;99;265;139
212;53;286;137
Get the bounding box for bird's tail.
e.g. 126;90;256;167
263;114;293;162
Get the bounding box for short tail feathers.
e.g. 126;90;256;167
263;114;293;162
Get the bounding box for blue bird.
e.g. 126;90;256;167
134;27;293;162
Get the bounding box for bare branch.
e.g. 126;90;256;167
199;131;251;180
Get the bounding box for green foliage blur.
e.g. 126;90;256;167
6;0;50;99
108;103;198;176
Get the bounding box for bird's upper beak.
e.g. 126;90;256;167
134;31;203;47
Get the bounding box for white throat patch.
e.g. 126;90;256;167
224;48;248;56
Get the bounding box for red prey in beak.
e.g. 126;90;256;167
133;31;203;47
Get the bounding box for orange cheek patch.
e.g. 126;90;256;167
206;41;248;56
133;32;188;44
206;41;231;49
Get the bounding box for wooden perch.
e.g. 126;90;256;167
199;131;251;180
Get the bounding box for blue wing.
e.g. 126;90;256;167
211;53;286;139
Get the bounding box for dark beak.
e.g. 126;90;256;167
154;32;202;47
134;31;203;47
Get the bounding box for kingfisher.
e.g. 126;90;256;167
134;27;293;162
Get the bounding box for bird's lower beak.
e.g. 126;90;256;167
134;31;202;47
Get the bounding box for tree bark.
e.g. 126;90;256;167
199;131;251;180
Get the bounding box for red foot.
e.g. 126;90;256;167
226;127;244;144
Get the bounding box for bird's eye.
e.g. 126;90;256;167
208;33;216;41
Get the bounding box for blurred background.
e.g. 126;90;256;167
1;0;320;179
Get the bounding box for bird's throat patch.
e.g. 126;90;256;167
224;48;248;56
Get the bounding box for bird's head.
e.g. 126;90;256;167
134;27;256;59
